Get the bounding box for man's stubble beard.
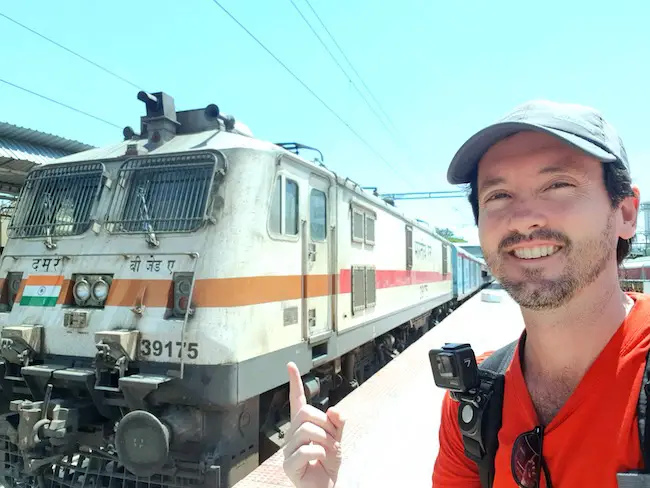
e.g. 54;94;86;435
483;213;616;310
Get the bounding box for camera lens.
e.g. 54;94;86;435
437;354;455;378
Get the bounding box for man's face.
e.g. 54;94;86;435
476;131;626;310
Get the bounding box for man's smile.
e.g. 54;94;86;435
509;244;563;260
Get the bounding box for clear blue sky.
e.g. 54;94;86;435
2;0;649;243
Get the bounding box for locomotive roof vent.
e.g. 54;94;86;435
131;91;180;149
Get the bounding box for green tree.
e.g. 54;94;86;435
435;227;466;243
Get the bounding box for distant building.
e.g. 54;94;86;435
0;121;92;249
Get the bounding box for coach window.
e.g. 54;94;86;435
310;189;327;240
269;175;299;236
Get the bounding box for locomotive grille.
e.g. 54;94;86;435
352;266;366;313
9;162;105;238
105;152;217;234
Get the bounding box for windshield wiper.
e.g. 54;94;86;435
137;186;159;248
42;193;56;250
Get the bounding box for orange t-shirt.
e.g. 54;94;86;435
432;292;650;488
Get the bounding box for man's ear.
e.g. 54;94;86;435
619;185;640;240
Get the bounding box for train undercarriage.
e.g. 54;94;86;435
257;299;456;465
0;298;466;488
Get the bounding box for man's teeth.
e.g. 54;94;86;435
512;246;560;259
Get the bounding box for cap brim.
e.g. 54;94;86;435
446;121;618;185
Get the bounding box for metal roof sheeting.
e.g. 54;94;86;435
0;121;93;154
0;136;73;167
0;121;94;194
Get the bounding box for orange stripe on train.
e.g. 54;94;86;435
24;275;65;286
10;270;451;309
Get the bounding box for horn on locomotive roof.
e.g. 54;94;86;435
204;103;236;131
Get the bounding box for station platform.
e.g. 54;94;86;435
234;284;525;488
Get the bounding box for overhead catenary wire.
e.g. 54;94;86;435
207;0;415;189
288;0;399;143
0;12;142;91
0;78;122;129
301;0;399;136
2;5;415;189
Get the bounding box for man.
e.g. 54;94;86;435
282;100;643;488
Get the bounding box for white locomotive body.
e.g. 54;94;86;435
0;92;487;488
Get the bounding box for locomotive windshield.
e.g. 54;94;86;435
105;152;216;235
9;162;104;238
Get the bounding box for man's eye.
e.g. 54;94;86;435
486;192;509;201
547;181;573;190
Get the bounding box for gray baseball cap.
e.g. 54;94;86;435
446;100;630;185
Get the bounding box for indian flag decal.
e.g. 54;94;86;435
20;275;64;307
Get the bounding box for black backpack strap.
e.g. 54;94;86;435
456;339;518;488
638;346;650;471
614;346;650;486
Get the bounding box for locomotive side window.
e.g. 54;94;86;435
269;175;299;236
352;209;364;242
310;189;327;241
364;215;375;245
285;180;299;235
351;204;376;246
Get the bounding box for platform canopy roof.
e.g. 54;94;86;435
0;121;93;196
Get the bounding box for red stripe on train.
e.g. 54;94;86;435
338;269;452;294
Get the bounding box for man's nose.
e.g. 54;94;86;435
506;200;548;234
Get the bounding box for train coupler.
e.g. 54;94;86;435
8;390;84;453
94;329;140;385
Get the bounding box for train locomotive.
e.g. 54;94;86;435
0;91;491;488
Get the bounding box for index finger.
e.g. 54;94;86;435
287;362;307;419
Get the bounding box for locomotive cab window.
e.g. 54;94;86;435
105;152;218;234
310;189;327;241
10;162;105;238
270;175;299;236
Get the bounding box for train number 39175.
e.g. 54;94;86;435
140;339;199;359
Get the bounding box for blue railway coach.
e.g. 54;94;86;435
451;244;488;303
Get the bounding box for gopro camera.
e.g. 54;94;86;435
429;343;479;393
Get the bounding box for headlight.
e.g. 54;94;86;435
92;279;110;301
73;279;91;303
71;274;113;307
